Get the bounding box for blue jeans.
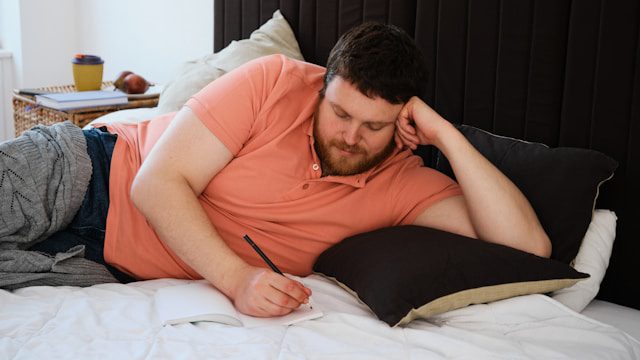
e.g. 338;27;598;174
30;127;135;283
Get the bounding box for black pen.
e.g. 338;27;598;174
243;234;284;275
242;234;313;308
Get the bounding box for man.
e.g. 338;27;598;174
19;23;550;317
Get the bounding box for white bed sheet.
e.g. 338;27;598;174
583;300;640;342
1;275;639;359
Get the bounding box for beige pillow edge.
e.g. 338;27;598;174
313;272;583;327
396;278;584;327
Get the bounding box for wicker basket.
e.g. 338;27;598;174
12;81;159;136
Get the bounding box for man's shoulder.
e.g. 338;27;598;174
375;149;424;173
257;54;325;86
260;53;324;70
372;149;452;182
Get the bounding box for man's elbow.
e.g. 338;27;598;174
130;172;151;212
530;231;552;258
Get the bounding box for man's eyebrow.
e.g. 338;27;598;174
365;120;394;127
330;102;350;116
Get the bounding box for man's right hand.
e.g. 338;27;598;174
231;265;312;317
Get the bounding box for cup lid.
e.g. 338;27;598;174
72;54;104;65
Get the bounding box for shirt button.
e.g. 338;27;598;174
302;184;310;190
312;164;320;171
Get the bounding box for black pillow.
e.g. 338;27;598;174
433;125;618;263
313;225;589;327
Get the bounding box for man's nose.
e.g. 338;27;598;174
343;123;361;145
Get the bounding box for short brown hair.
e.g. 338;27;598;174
320;22;428;104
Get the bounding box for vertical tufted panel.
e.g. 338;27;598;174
578;0;639;307
462;0;500;132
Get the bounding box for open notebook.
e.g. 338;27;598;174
156;282;323;327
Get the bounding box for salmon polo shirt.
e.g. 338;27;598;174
101;54;461;280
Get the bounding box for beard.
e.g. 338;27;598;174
313;120;396;177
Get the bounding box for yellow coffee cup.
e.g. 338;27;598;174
72;54;104;91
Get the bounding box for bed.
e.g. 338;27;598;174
2;0;640;358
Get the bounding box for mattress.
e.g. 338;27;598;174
1;275;639;359
583;299;640;342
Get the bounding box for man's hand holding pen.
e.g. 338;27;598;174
229;234;312;318
230;266;311;317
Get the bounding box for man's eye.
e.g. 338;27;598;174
336;112;349;119
366;123;385;131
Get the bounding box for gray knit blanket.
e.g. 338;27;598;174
0;122;116;289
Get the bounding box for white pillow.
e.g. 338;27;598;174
157;9;304;113
551;209;617;312
157;64;225;114
86;107;163;128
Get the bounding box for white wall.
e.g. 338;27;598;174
0;0;22;86
19;0;77;87
76;0;214;86
0;50;14;139
0;0;21;140
1;0;213;88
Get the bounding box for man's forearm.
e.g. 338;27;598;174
130;174;248;296
436;123;551;257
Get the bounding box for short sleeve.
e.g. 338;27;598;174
185;55;285;155
388;158;462;225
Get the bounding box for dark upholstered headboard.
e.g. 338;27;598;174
214;0;640;310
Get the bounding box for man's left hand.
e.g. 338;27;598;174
394;96;451;150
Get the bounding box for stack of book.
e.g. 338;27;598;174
35;90;128;110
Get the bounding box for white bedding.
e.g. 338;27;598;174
583;300;640;342
67;109;640;358
2;275;639;359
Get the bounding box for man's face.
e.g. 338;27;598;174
314;76;404;176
